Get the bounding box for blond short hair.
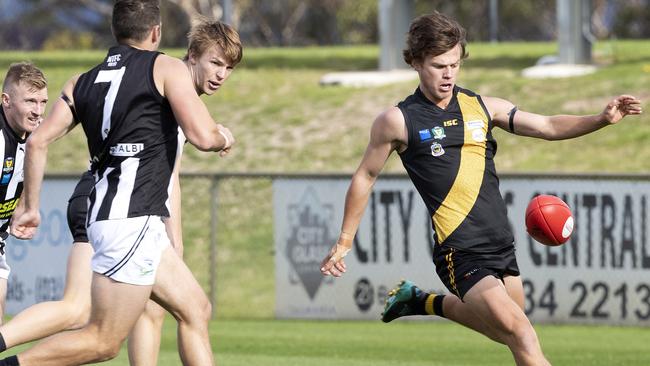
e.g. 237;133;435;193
2;62;47;93
185;18;243;66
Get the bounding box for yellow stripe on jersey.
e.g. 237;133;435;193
433;92;488;244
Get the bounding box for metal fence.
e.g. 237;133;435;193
41;171;650;320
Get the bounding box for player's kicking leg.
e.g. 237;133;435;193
382;277;548;364
381;279;505;344
463;276;549;365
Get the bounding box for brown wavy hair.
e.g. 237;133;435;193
403;11;468;66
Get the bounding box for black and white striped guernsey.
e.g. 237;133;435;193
0;108;26;238
73;45;180;225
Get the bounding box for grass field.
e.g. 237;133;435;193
0;41;649;364
6;319;649;365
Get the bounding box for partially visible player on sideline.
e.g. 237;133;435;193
320;11;642;366
0;20;242;366
0;62;47;324
2;0;232;365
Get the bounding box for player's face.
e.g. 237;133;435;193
413;44;462;107
189;45;234;96
1;81;47;137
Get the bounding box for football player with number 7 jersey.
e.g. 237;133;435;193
5;1;232;365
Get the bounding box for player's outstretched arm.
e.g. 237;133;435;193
486;95;642;140
11;77;79;239
155;55;234;154
321;107;407;277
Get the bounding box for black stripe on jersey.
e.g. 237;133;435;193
103;216;150;277
96;167;122;220
86;182;97;228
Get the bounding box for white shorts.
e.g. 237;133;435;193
88;215;170;286
0;240;10;280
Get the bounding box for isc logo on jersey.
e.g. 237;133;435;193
110;143;144;157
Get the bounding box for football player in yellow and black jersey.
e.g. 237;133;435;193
0;62;47;323
320;11;642;366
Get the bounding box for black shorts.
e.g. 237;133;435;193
433;244;520;300
66;171;94;243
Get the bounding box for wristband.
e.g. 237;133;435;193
218;130;230;150
338;232;354;247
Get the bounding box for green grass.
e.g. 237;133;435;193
3;40;648;175
6;319;649;365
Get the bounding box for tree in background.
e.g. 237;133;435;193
0;0;649;50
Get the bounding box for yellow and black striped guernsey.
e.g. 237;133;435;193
397;86;514;252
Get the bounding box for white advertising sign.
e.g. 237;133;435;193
274;176;650;326
6;178;77;315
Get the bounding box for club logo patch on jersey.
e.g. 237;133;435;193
432;126;446;140
106;54;121;67
0;173;11;185
110;143;144;157
472;129;486;142
419;129;432;141
431;142;445;157
467;120;484;130
3;157;14;173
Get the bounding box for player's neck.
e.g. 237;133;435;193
2;108;27;139
123;42;157;51
183;60;205;96
418;85;452;109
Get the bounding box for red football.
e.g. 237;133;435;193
525;195;574;246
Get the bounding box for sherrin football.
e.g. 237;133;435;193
525;195;574;246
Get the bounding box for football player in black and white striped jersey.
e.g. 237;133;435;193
5;1;234;365
0;62;47;323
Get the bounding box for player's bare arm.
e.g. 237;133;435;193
485;95;643;140
154;55;234;154
11;76;79;240
320;107;407;277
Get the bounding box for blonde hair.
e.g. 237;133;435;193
2;62;47;93
185;18;243;66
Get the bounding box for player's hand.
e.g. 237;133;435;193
601;95;643;124
320;232;353;277
10;205;40;240
217;124;234;157
320;243;350;277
